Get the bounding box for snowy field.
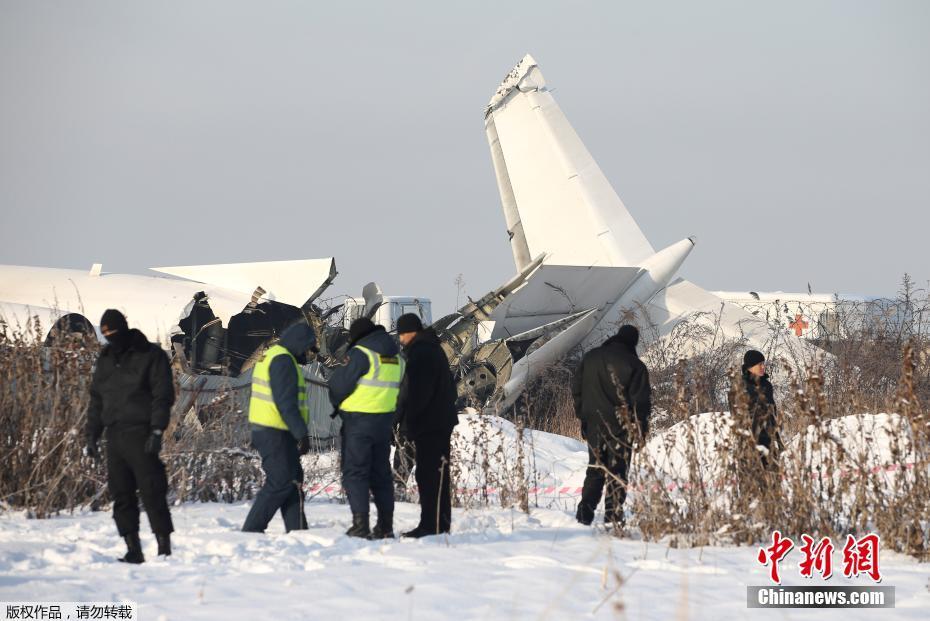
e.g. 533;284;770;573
2;501;929;620
2;414;929;620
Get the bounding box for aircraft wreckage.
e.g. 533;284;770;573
430;54;817;410
2;54;818;438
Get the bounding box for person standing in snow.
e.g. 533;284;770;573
394;313;458;538
85;309;176;563
328;318;404;539
571;325;651;528
730;349;782;469
242;322;318;534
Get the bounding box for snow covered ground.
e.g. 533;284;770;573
2;413;929;620
1;501;929;620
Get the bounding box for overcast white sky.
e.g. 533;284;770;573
1;1;928;316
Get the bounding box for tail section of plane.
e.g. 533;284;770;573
484;54;655;271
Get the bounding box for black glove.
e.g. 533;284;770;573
297;435;311;456
144;430;163;455
84;437;101;461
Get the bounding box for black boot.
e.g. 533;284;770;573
156;532;171;557
370;512;394;540
402;524;440;538
575;502;595;526
345;513;370;538
118;532;145;564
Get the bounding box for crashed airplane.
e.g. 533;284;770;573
1;54;819;426
0;258;349;440
0;259;431;440
433;54;817;410
0;258;336;372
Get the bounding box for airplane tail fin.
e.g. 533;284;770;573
484;54;655;270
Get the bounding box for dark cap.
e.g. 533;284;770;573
348;317;377;346
615;324;640;349
100;309;128;333
396;313;423;334
743;349;765;370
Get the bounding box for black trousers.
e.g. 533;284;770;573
413;430;452;533
578;439;631;525
106;426;173;536
242;427;306;533
340;412;394;517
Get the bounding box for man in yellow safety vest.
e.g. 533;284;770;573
242;321;317;533
328;317;404;539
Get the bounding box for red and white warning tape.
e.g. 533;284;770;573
301;461;920;499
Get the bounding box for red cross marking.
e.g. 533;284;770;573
789;314;809;337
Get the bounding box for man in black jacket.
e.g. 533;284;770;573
85;309;175;564
571;325;651;528
242;322;317;534
731;349;781;469
394;313;458;538
328;318;403;539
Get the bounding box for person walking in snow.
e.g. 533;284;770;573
730;349;782;469
328;318;404;539
394;313;458;538
85;309;176;563
571;325;651;528
242;322;318;534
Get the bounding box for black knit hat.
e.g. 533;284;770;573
100;309;128;333
396;313;423;334
615;324;640;349
348;317;377;346
743;349;765;370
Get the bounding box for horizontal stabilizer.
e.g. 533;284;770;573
505;308;599;344
490;264;642;339
499;308;600;410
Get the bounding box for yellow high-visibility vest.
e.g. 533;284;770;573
339;345;405;414
248;344;309;430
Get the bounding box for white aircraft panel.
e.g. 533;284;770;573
0;302;96;341
0;265;254;345
151;258;336;308
489;264;641;339
499;308;601;410
643;278;822;366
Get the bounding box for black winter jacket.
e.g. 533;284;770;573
395;329;458;440
734;370;780;453
86;329;174;440
571;336;651;446
328;326;399;412
262;322;316;439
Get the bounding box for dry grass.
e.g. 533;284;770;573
497;280;930;558
0;317;100;517
0;315;266;515
2;279;928;560
617;347;930;559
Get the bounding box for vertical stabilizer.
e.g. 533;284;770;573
484;54;655;269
